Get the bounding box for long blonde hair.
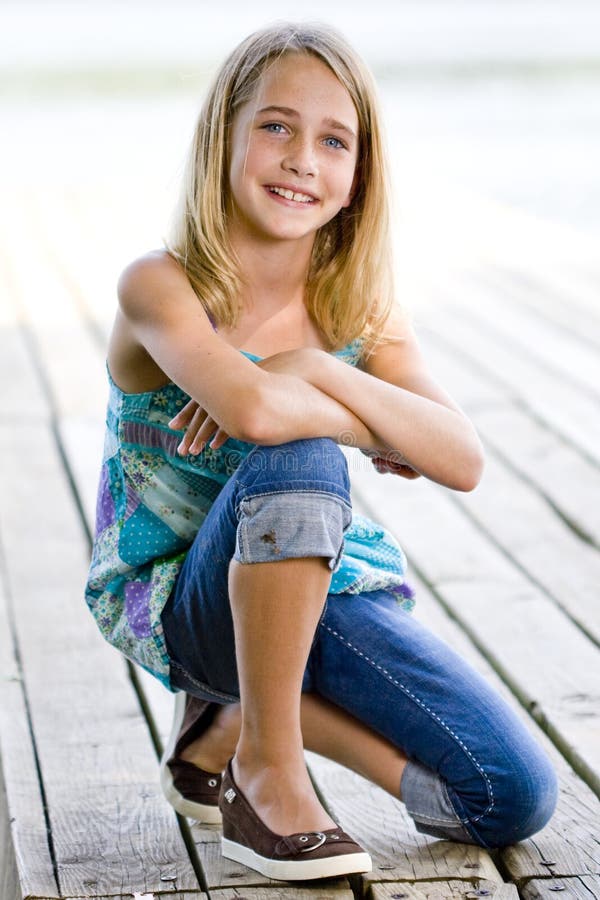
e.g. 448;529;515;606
166;22;399;354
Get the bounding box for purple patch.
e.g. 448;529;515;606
125;483;142;517
95;465;116;532
124;581;153;638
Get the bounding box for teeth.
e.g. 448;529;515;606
269;186;314;203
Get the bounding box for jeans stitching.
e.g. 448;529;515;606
322;624;495;825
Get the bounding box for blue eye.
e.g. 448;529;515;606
263;122;287;133
324;136;345;150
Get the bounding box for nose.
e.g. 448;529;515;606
282;136;317;178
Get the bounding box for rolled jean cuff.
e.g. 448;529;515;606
401;759;477;844
234;490;352;572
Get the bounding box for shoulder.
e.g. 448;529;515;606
362;304;464;412
117;249;193;322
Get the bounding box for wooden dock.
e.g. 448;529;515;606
1;176;599;900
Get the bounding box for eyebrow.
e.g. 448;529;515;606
256;105;357;140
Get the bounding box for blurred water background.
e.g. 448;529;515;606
1;0;599;293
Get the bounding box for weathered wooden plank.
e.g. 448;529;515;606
0;419;203;897
0;196;204;896
473;405;600;550
26;184;124;344
0;214;108;421
210;886;353;900
419;299;600;466
419;303;600;550
521;876;600;899
0;255;48;422
0;527;58;900
415;335;600;644
0;768;21;900
447;274;600;401
420;329;600;550
65;895;208;900
471;266;600;352
369;882;519;899
348;458;600;795
455;426;600;643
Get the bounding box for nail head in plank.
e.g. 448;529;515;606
520;875;600;898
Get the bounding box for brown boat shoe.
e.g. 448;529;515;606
219;759;372;881
159;691;223;823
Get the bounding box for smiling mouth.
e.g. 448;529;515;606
267;185;317;203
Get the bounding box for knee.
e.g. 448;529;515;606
469;750;558;848
240;438;351;497
233;439;352;569
497;755;558;846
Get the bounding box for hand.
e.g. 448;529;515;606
168;401;230;455
360;447;422;479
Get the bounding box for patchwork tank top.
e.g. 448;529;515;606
85;336;414;689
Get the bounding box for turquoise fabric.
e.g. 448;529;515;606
85;339;414;688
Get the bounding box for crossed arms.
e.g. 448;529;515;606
114;252;484;492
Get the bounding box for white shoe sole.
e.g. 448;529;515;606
159;691;223;824
221;836;372;881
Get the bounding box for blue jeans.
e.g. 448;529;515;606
161;438;558;849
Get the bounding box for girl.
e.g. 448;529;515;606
85;22;557;882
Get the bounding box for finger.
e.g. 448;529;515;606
169;400;200;430
177;406;208;455
188;415;219;455
208;427;230;451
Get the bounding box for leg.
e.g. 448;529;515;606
181;691;409;800
310;589;558;848
161;438;357;834
228;556;337;834
301;693;408;797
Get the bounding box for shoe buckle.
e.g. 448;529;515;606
299;831;326;853
224;788;236;804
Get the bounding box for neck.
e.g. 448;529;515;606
229;226;315;313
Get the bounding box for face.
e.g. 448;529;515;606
227;53;359;245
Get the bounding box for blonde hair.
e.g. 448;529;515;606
166;22;399;354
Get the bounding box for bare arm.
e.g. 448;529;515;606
258;310;485;492
114;251;379;448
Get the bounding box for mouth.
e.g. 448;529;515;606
265;185;318;204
